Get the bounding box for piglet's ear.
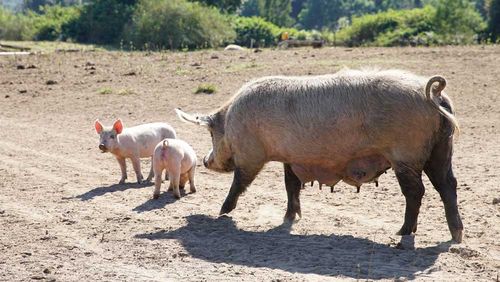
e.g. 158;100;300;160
95;120;103;134
113;119;124;134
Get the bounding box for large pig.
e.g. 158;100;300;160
175;68;464;243
94;119;176;184
152;138;197;199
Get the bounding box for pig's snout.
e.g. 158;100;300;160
99;144;107;152
203;156;209;168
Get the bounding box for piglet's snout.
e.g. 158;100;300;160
99;144;107;152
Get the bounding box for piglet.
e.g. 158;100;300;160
153;138;197;199
95;119;176;184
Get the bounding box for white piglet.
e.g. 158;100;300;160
95;119;177;184
153;138;197;199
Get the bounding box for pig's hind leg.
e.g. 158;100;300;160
145;156;154;183
179;173;188;190
188;165;196;194
394;163;425;237
153;168;163;199
168;167;181;199
424;135;463;243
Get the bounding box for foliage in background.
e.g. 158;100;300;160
231;16;281;47
336;1;486;47
297;0;375;30
486;0;500;41
62;0;137;44
124;0;235;50
22;0;84;12
239;0;294;27
231;15;333;47
0;0;497;48
433;0;486;44
336;6;435;46
32;5;79;40
0;6;33;40
190;0;242;13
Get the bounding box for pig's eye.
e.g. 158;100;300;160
110;135;115;139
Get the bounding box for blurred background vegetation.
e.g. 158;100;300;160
0;0;499;50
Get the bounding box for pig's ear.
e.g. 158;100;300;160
175;108;210;127
113;119;124;134
95;120;103;134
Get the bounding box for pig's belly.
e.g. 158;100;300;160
290;154;391;187
290;164;342;186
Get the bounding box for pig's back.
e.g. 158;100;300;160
123;123;176;157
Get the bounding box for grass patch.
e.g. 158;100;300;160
194;84;216;94
98;87;135;95
98;87;113;95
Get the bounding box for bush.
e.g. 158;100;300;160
231;16;281;47
336;7;436;47
62;0;137;44
231;16;336;47
32;5;80;41
336;2;486;47
124;0;235;50
0;6;34;40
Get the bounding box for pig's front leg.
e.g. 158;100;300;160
117;156;127;184
145;156;154;183
130;156;144;183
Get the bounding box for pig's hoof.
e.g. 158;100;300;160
119;179;126;184
153;193;160;199
397;223;417;236
174;194;181;199
219;201;236;215
451;229;463;243
283;209;301;223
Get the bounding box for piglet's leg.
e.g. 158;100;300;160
145;156;154;182
169;170;181;199
153;171;162;199
116;156;127;184
188;166;196;193
131;156;144;184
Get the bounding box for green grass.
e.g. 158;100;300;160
98;87;113;95
98;87;136;95
194;84;216;94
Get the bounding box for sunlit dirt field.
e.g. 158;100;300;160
1;46;499;281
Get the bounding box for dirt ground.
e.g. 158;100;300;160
0;46;499;281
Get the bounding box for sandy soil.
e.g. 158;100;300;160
0;46;499;281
